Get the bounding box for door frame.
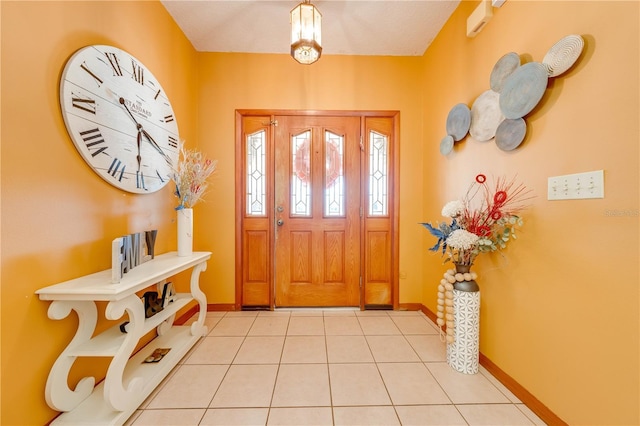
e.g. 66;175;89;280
234;109;400;311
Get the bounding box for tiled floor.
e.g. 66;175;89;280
125;309;546;425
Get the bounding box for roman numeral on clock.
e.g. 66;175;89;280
164;114;174;123
108;158;125;181
168;136;178;149
136;171;147;190
72;95;96;114
132;61;144;85
105;52;123;76
80;62;103;86
156;170;166;183
79;128;107;157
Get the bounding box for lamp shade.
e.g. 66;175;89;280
290;1;322;64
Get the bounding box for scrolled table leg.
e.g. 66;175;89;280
103;293;145;411
189;261;209;337
44;300;97;412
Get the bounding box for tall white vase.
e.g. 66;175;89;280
177;208;193;257
447;289;480;374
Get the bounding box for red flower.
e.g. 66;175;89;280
494;191;506;205
477;226;492;237
475;174;486;183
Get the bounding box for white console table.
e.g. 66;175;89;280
36;251;211;425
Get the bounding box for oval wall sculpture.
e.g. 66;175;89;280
490;52;520;93
446;103;472;141
495;118;527;151
470;89;504;141
542;34;584;77
499;62;549;119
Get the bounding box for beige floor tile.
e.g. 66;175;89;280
124;410;142;425
329;363;391;406
134;309;545;425
357;316;401;335
199;315;223;331
377;363;451;405
248;316;290;336
206;311;228;317
427;362;511;404
233;336;284;364
355;310;390;316
271;363;331;407
225;311;259;317
184;336;243;364
267;407;333;425
395;405;467;425
405;334;447;362
281;335;327;363
258;310;291;317
138;364;181;409
323;309;357;316
326;335;374;363
516;404;547;425
210;364;279;408
209;316;255;336
200;408;269;425
390;316;439;334
366;335;421;362
324;316;363;335
130;408;205;425
387;310;422;316
456;403;535;425
147;364;228;409
287;309;324;316
287;316;325;335
479;365;522;403
333;406;400;425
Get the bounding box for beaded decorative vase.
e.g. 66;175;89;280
436;263;480;374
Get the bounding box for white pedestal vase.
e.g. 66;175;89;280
177;208;193;257
446;288;480;374
443;263;480;375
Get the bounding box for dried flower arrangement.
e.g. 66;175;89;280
421;174;533;266
172;142;217;210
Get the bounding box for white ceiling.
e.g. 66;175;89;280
161;1;461;57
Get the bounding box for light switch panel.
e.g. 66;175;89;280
547;170;604;200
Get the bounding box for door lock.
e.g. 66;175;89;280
277;219;284;226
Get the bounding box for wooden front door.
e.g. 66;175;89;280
236;111;398;310
274;116;361;307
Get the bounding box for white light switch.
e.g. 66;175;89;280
548;170;604;200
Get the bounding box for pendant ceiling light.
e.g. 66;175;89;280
290;0;322;65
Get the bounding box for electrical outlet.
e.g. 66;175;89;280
548;170;604;200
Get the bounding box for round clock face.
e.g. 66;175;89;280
59;45;179;194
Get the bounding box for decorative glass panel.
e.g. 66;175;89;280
246;130;266;216
291;131;312;216
324;131;345;216
368;131;388;216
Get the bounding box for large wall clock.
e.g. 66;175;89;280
59;45;179;193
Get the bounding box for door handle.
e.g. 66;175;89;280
277;219;284;226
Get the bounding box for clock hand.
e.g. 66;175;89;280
136;129;142;172
119;97;145;171
119;97;142;129
141;129;173;166
118;97;170;166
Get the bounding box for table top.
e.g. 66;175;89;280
36;251;211;301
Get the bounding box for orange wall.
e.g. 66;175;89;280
420;1;639;425
0;2;198;424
